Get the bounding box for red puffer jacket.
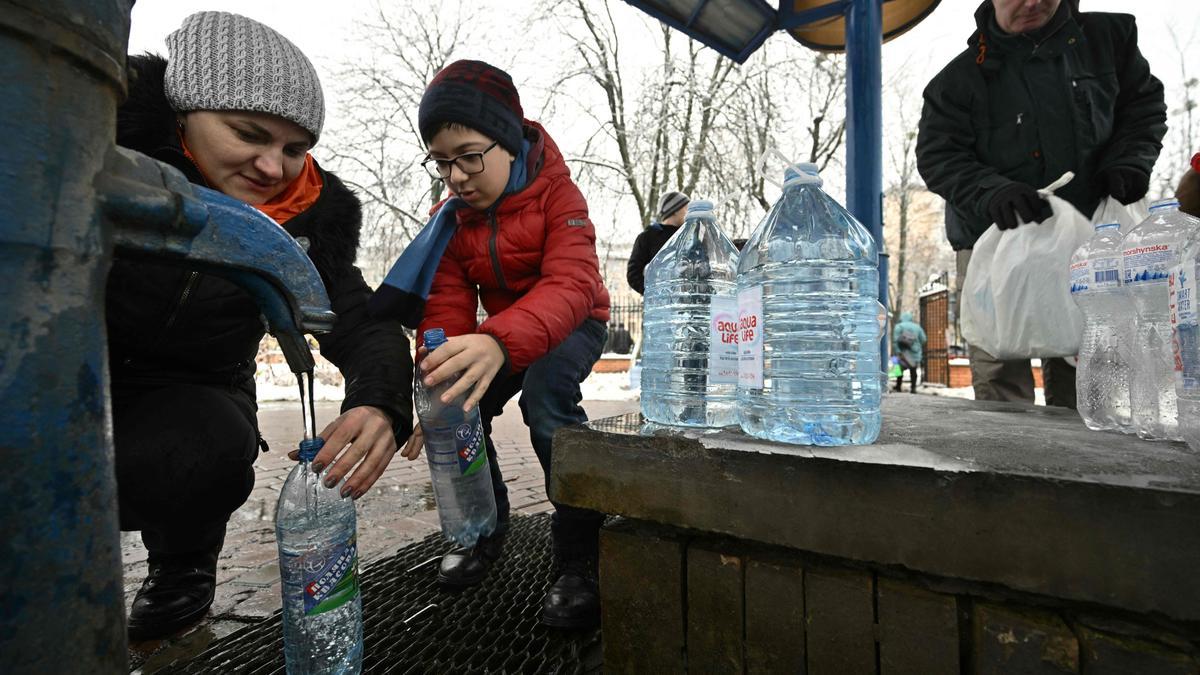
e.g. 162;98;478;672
419;121;610;371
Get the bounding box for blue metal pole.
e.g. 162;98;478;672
844;0;888;368
0;1;131;671
1;5;334;670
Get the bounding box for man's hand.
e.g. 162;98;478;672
287;405;396;499
400;423;424;461
1101;166;1150;205
987;182;1052;230
420;333;506;412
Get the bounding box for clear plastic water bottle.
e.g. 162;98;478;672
641;199;740;427
277;437;363;675
1123;200;1197;441
416;328;497;546
736;163;882;445
1070;222;1131;432
1170;211;1200;451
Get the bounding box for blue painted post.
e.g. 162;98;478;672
1;5;334;671
0;1;131;671
844;0;889;368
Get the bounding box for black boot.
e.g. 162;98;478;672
541;555;600;629
127;548;218;641
437;528;506;588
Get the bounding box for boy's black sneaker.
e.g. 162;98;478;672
127;551;218;642
541;556;600;629
436;529;506;587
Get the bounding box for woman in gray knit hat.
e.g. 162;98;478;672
111;11;413;642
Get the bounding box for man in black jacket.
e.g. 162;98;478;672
917;0;1166;407
626;191;689;295
112;12;413;641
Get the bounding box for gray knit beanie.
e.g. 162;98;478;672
164;11;325;142
658;191;690;219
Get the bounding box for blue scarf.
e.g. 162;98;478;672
369;140;531;327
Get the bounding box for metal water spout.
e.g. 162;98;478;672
0;1;333;671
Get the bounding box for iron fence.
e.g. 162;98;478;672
473;301;644;354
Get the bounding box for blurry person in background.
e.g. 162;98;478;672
626;191;689;295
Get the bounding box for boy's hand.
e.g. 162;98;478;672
286;405;397;500
400;423;424;461
420;333;505;412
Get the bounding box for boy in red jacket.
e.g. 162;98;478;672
371;60;610;629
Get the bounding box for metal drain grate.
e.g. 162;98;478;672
161;514;601;674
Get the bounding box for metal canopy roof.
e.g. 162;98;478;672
623;0;940;62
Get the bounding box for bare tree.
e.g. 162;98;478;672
886;77;921;322
884;68;952;323
540;0;847;243
1153;25;1199;199
326;0;853;288
543;0;738;226
321;1;473;283
720;46;847;236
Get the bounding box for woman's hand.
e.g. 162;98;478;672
420;333;505;412
287;405;396;499
400;423;425;461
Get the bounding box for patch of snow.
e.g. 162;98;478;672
256;368;637;403
919;384;1045;406
581;371;639;401
256;379;345;403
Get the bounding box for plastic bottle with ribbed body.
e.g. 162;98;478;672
1070;222;1132;432
736;163;882;445
415;328;497;545
277;437;363;675
1168;208;1200;450
641;200;740;427
1123;200;1197;441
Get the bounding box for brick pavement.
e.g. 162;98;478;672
125;398;636;673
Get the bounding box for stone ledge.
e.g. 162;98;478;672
552;396;1200;621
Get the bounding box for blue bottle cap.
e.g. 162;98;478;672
424;328;447;351
1150;199;1180;211
1095;222;1120;230
686;199;715;218
298;437;325;462
783;163;822;187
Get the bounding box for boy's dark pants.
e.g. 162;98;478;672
476;319;607;560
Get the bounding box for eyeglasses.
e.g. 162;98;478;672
421;141;499;179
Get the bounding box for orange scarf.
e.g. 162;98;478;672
256;154;323;225
179;130;324;225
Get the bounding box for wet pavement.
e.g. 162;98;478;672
124;398;636;673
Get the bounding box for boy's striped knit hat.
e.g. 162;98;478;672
164;11;325;142
418;60;524;155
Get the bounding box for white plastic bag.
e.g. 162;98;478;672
1092;195;1149;231
961;173;1093;359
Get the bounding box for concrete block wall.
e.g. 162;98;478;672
599;520;1200;675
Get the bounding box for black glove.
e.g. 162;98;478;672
1100;166;1150;205
987;183;1053;230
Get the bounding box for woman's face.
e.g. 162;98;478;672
180;111;312;204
